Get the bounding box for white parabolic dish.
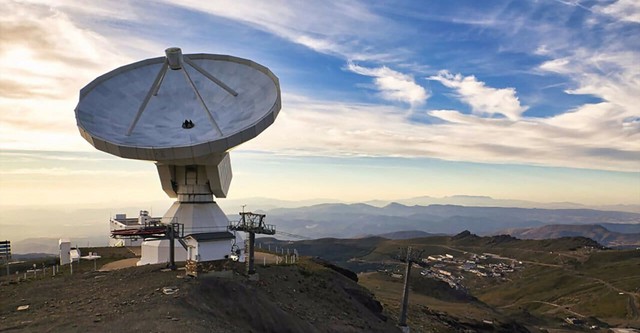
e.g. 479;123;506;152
75;51;281;161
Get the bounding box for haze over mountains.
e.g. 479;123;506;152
3;195;638;253
267;203;639;240
498;224;640;248
219;195;640;213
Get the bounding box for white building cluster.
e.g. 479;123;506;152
420;251;522;289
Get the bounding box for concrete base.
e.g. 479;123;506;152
162;201;229;235
137;201;245;266
138;239;187;266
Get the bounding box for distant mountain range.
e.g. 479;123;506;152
4;195;639;254
497;224;640;248
266;202;640;240
362;230;443;240
220;195;640;213
10;236;108;255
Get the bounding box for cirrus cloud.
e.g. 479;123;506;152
429;71;528;121
346;62;429;107
241;93;639;172
594;0;640;23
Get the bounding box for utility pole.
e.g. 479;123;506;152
248;231;256;274
168;223;176;271
397;246;424;332
399;247;412;331
167;222;183;271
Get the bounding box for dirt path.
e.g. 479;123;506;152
98;251;284;272
99;258;139;271
572;275;639;319
500;300;587;318
254;252;279;264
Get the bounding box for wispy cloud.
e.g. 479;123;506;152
0;2;129;98
2;167;147;177
0;150;115;162
429;71;527;120
160;0;397;62
346;62;429;107
0;1;150;152
593;0;640;23
241;93;639;172
1;0;638;176
536;45;639;157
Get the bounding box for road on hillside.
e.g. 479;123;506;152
575;275;639;319
430;244;563;267
441;244;639;319
500;300;587;318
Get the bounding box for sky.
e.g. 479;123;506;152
1;0;639;214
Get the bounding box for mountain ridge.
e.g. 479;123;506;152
268;202;640;240
497;224;640;248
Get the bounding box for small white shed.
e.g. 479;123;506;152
59;239;71;265
137;239;187;266
185;232;237;262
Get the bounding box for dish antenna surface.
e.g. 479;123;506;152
75;47;281;264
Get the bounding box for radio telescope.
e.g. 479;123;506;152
75;47;281;265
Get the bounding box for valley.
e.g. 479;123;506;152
258;232;640;331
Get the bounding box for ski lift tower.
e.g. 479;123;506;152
228;212;275;274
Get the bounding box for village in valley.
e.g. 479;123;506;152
419;252;521;290
381;251;523;292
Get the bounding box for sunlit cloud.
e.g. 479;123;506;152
0;2;128;98
2;167;147;177
0;151;114;162
593;0;640;23
537;47;639;156
160;0;397;62
240;93;639;172
429;71;527;120
346;62;429;107
1;0;638;177
0;1;162;153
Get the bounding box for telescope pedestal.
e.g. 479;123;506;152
138;153;244;266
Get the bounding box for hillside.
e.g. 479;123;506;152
0;257;399;333
499;224;640;248
0;248;536;333
4;232;639;332
367;230;442;240
258;233;640;330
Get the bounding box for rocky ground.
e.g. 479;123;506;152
0;257;399;332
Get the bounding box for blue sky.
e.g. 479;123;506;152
0;0;639;209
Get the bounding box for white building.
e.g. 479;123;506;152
137;239;187;266
136;232;242;266
184;232;240;262
110;210;161;247
59;239;71;265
